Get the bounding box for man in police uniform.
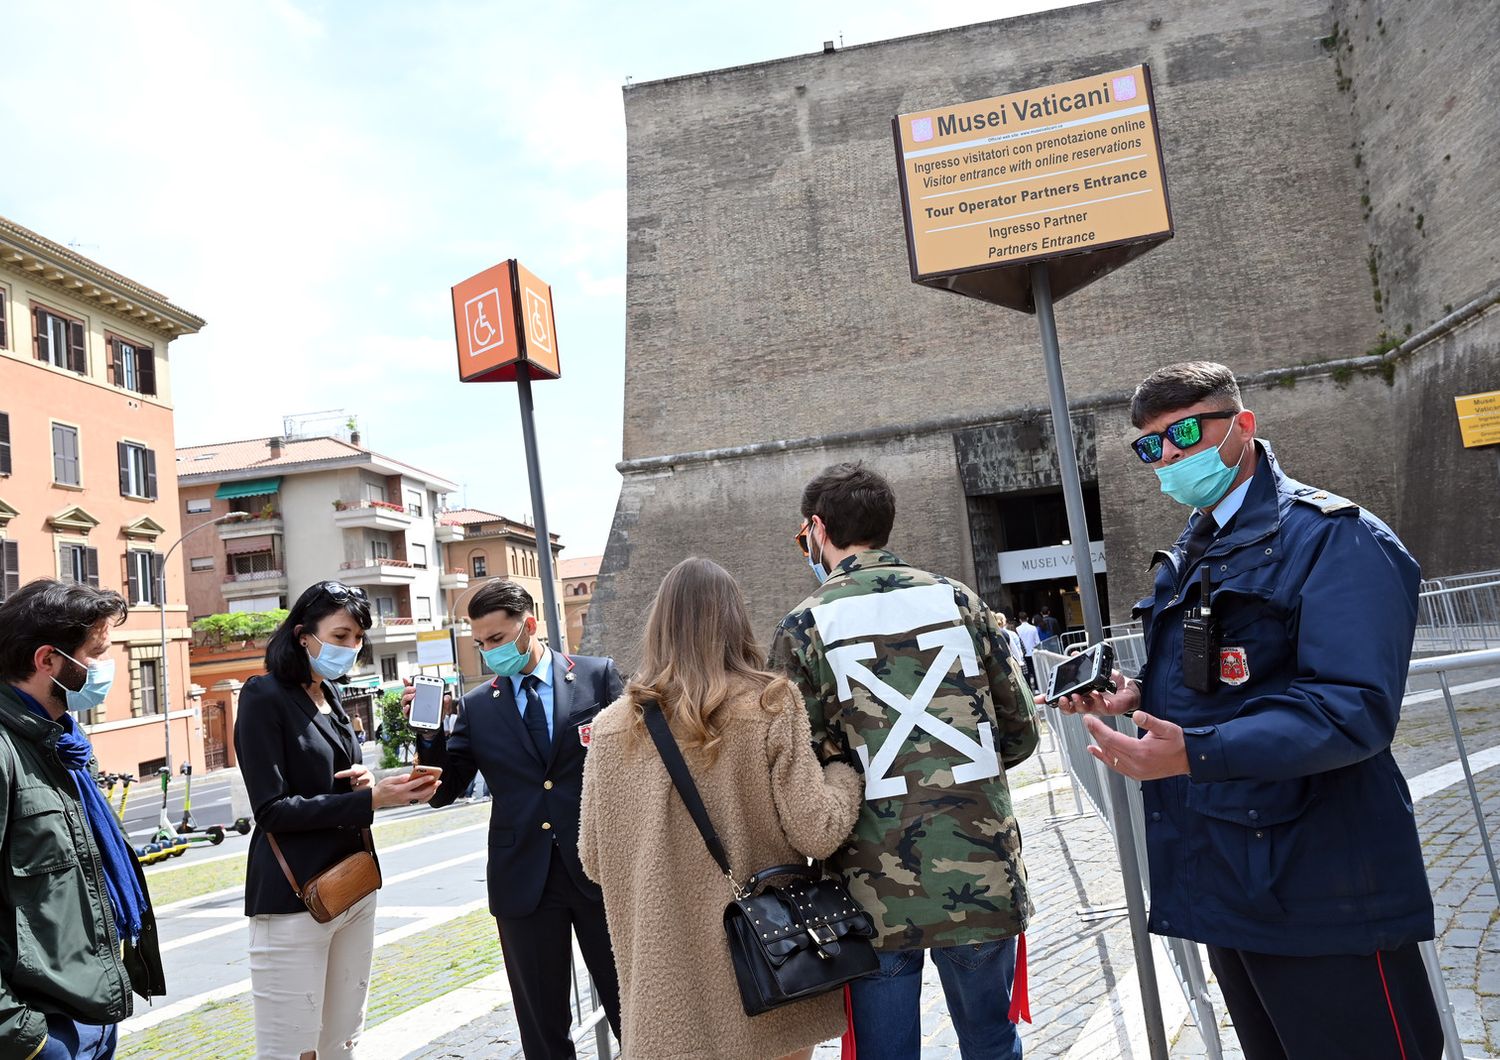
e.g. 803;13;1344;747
1058;362;1441;1059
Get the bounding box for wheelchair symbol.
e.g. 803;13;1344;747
523;287;552;354
463;289;504;357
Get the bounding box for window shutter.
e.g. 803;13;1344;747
67;320;86;375
52;425;66;483
33;308;45;362
106;339;118;385
152;553;164;605
0;413;10;476
145;447;158;499
118;442;131;496
85;548;100;588
0;291;7;349
126;551;140;603
2;541;19;600
138;347;156;396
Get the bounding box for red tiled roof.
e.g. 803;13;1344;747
438;507;505;526
176;435;455;488
558;555;602;580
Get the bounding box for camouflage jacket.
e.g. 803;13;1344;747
768;549;1039;951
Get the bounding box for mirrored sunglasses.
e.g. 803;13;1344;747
1131;410;1238;463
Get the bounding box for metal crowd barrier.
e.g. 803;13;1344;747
569;940;614;1058
1414;580;1500;653
1033;640;1500;1060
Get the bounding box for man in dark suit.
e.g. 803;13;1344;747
413;580;622;1059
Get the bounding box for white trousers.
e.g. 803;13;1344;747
248;893;377;1059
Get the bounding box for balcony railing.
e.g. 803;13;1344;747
341;558;414;570
225;569;286;583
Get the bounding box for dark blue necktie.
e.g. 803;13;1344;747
522;674;550;758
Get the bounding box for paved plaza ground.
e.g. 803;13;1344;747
128;672;1500;1059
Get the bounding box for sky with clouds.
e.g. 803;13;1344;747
1;0;1087;558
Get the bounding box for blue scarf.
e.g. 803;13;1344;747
17;692;146;943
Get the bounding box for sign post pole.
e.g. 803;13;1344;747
1032;262;1169;1060
514;363;563;649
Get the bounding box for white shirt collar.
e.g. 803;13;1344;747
1209;478;1254;529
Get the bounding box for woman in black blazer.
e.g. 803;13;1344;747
233;581;436;1060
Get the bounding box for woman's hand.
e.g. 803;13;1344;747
371;771;440;811
334;763;374;790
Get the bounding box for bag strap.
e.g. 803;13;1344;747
641;700;734;881
265;827;374;899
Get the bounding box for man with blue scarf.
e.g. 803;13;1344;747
0;580;165;1059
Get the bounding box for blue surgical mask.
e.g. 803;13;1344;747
808;527;830;584
51;650;115;713
481;624;533;677
307;635;358;681
1154;423;1249;509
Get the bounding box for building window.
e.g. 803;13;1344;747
117;442;159;500
189;556;214;572
380;656;398;682
411;543;427;569
108;336;156;396
33;305;86;374
363;481;386;504
406;490;423;517
185;497;212;514
138;659;160;715
471;554;487;578
59;543;99;586
0;412;11;476
1;540;18;602
371;539;391;562
52;424;80;486
126;549;159;605
415;596;432;622
230;551;277;578
374;595;396;620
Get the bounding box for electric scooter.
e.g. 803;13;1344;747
173;762;251;840
98;773;178;866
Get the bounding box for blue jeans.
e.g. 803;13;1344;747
849;938;1021;1060
38;1015;117;1060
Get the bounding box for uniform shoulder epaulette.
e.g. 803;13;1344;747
1289;485;1360;516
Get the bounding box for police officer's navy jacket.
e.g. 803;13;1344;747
1134;441;1433;956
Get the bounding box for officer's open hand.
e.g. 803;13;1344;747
399;677;414;719
1083;711;1189;781
1036;670;1138;716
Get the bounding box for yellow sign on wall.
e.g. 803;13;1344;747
1456;390;1500;448
892;65;1173;310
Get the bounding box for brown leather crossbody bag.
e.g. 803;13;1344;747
266;829;381;924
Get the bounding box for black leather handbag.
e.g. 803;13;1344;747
642;701;878;1016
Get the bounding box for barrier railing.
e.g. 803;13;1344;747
1414;580;1500;653
1033;641;1499;1060
570;938;614;1057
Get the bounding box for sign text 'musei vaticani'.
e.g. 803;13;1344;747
893;65;1173;312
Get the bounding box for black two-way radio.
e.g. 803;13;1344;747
1182;566;1218;693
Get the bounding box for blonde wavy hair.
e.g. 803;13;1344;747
625;557;782;759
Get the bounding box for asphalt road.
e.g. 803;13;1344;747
107;773;243;842
120;802;492;1041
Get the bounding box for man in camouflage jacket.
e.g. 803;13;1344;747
769;462;1038;1060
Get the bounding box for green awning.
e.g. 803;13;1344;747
216;477;282;500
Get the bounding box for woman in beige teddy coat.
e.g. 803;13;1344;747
579;556;864;1060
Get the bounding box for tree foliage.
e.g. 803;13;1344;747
378;689;413;769
192;610;289;646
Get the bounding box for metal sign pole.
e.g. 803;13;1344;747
1030;261;1170;1060
514;362;564;648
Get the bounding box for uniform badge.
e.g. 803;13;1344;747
577;724;593;747
1219;647;1250;686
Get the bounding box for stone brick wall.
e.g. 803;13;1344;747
589;0;1500;658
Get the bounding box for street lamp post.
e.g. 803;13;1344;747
156;511;249;779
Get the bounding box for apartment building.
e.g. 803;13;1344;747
0;214;206;776
436;507;565;677
559;554;600;654
177;433;459;739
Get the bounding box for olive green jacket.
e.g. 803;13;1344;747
0;684;165;1056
